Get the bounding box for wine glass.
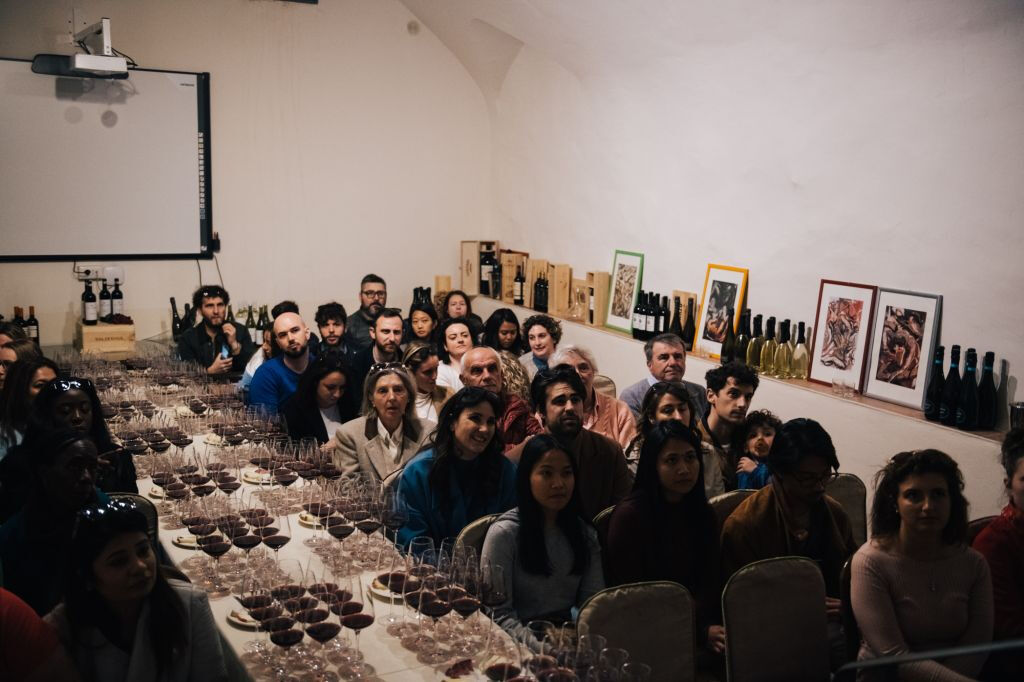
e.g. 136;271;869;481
381;491;408;546
261;511;292;563
480;560;508;611
198;528;232;598
523;620;557;673
476;614;525;681
339;576;376;679
621;662;652;682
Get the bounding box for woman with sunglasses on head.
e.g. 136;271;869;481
852;450;993;682
282;356;357;444
402;342;455;423
396;387;517;548
0;356;59;461
45;498;228;682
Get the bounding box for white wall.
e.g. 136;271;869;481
0;0;491;343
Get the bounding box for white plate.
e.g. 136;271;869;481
148;486;165;499
226;610;261;630
297;512;324;530
367;580;405;604
172;535;199;550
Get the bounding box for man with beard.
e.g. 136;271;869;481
459;346;542;453
315;301;355;364
506;366;632;520
248;312;313;413
344;274;387;352
176;285;255;376
700;362;759;491
619;333;708;421
348;308;404;410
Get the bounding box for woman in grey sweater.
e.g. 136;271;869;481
480;434;604;642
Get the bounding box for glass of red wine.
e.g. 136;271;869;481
381;491;409;547
198;529;233;599
339;576;376;679
261;511;292;564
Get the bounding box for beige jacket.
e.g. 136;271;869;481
331;415;434;484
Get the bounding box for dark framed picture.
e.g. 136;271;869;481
863;288;942;409
808;279;878;393
694;264;748;360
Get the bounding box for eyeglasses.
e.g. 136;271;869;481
791;471;840;486
361;290;387;299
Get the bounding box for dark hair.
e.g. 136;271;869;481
766;418;838;476
2;338;41;363
0;321;28;341
436;317;475;364
315;301;348;328
440;290;474;322
522;314;562;346
0;356;60;442
705;361;760;394
30;377;116;454
635;421;706;501
482;308;525;355
638;381;698;434
428;387;506;514
360;273;386;288
65;499;187;674
402;342;438;373
190;284;229;311
644;333;685;362
1001;427;1024;484
283;357;355;432
730;409;783;457
516;434;589;576
21;427;92;477
870;449;969;545
529;366;586;413
271;300;299;319
374;308;403;327
406;302;438;342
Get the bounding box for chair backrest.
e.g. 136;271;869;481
578;581;696;682
840;558;860;663
709;489;756;533
722;556;830;682
826;473;868;546
592;504;616;548
966;515;998;546
109;492;159;544
455;513;502;557
594;373;617;398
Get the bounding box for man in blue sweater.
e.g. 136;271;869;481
247;312;313;413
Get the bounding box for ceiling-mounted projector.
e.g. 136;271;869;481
72;53;128;77
32;16;130;79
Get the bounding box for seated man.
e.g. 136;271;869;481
700;362;759;491
506;366;633;520
459;346;542;453
720;418;857;668
344;274;387;352
176;285;255;377
316;301;356;364
549;345;636;451
619;333;708;420
349;308;404;408
271;300;321;356
247;312;313;414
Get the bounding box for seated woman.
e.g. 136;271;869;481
0;356;59;460
402;342;454;423
0;428;107;613
439;289;484;340
624;381;723;498
46;498;228;681
29;377;136;495
0;338;41;391
549;345;636;451
731;410;782;491
396;387;517;548
331;364;432;485
519;314;561;381
405;301;439;347
972;427;1024;680
436;317;474;391
852;449;993;681
482;308;530;402
481;433;604;640
282;356;356;444
0;320;28;346
606;421;724;654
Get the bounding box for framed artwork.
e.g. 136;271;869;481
808;279;879;392
863;288;942;409
605;250;645;334
693;264;748;360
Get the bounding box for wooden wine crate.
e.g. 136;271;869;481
525;259;549;310
459;240;499;296
75;321;135;356
434;275;452;296
587;271;611;328
547;263;572;316
500;250;529;304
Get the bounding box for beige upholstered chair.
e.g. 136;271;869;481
722;556;830;682
709;489;755;533
109;492;159;544
594;373;617;398
578;581;696;682
826;473;868;546
455;513;502;557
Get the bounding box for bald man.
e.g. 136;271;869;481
461;346;542;454
247;312;314;413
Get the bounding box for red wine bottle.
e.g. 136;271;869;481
660;296;670;334
670;296;684;337
939;345;961;426
513;267;525;306
25;306;39;345
98;280;112;320
955;348;979;431
632;290;645;340
170;297;183;339
735;309;751;363
681;298;696;351
111;279;124;316
977;352;997;430
720;308;737;364
82;281;98;326
923;346;945;421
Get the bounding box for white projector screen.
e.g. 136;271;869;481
0;58;212;261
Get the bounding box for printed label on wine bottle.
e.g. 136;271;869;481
99;300;112;317
27;324;38;339
646;315;655;332
83;301;98;321
112;300;124;315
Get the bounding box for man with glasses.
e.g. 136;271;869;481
247;312;313;414
344;274;387;352
176;285;255;376
349;309;404;414
699;361;759;491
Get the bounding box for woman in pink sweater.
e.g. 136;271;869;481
851;449;993;681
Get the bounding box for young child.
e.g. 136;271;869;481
733;410;782;490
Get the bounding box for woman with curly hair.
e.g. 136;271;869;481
519;314;562;381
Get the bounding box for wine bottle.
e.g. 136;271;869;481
425;287;432;305
720;308;737;364
491;263;502;300
939;345;962;426
632;290;644;340
25;306;40;345
513;267;525;306
588;286;595;324
111;279;124;316
660;296;670;334
760;317;778;375
170;297;183;339
257;305;270;331
735;309;751;364
956;349;980;431
226;304;236;324
977;352;997;430
480;250;496;297
746;314;764;370
81;281;98;326
245;305;257;342
923;346;945;421
645;292;657;338
791;321;810;380
774;319;792;379
98;280;112;320
670;297;684;337
681;298;696;351
13;307;25;329
182;303;192;330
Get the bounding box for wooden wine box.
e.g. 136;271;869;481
75;321;136;356
459;240;499;296
500;250;529;304
525;259;549;309
547;264;572;316
587;271;611;327
434;275;452;296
